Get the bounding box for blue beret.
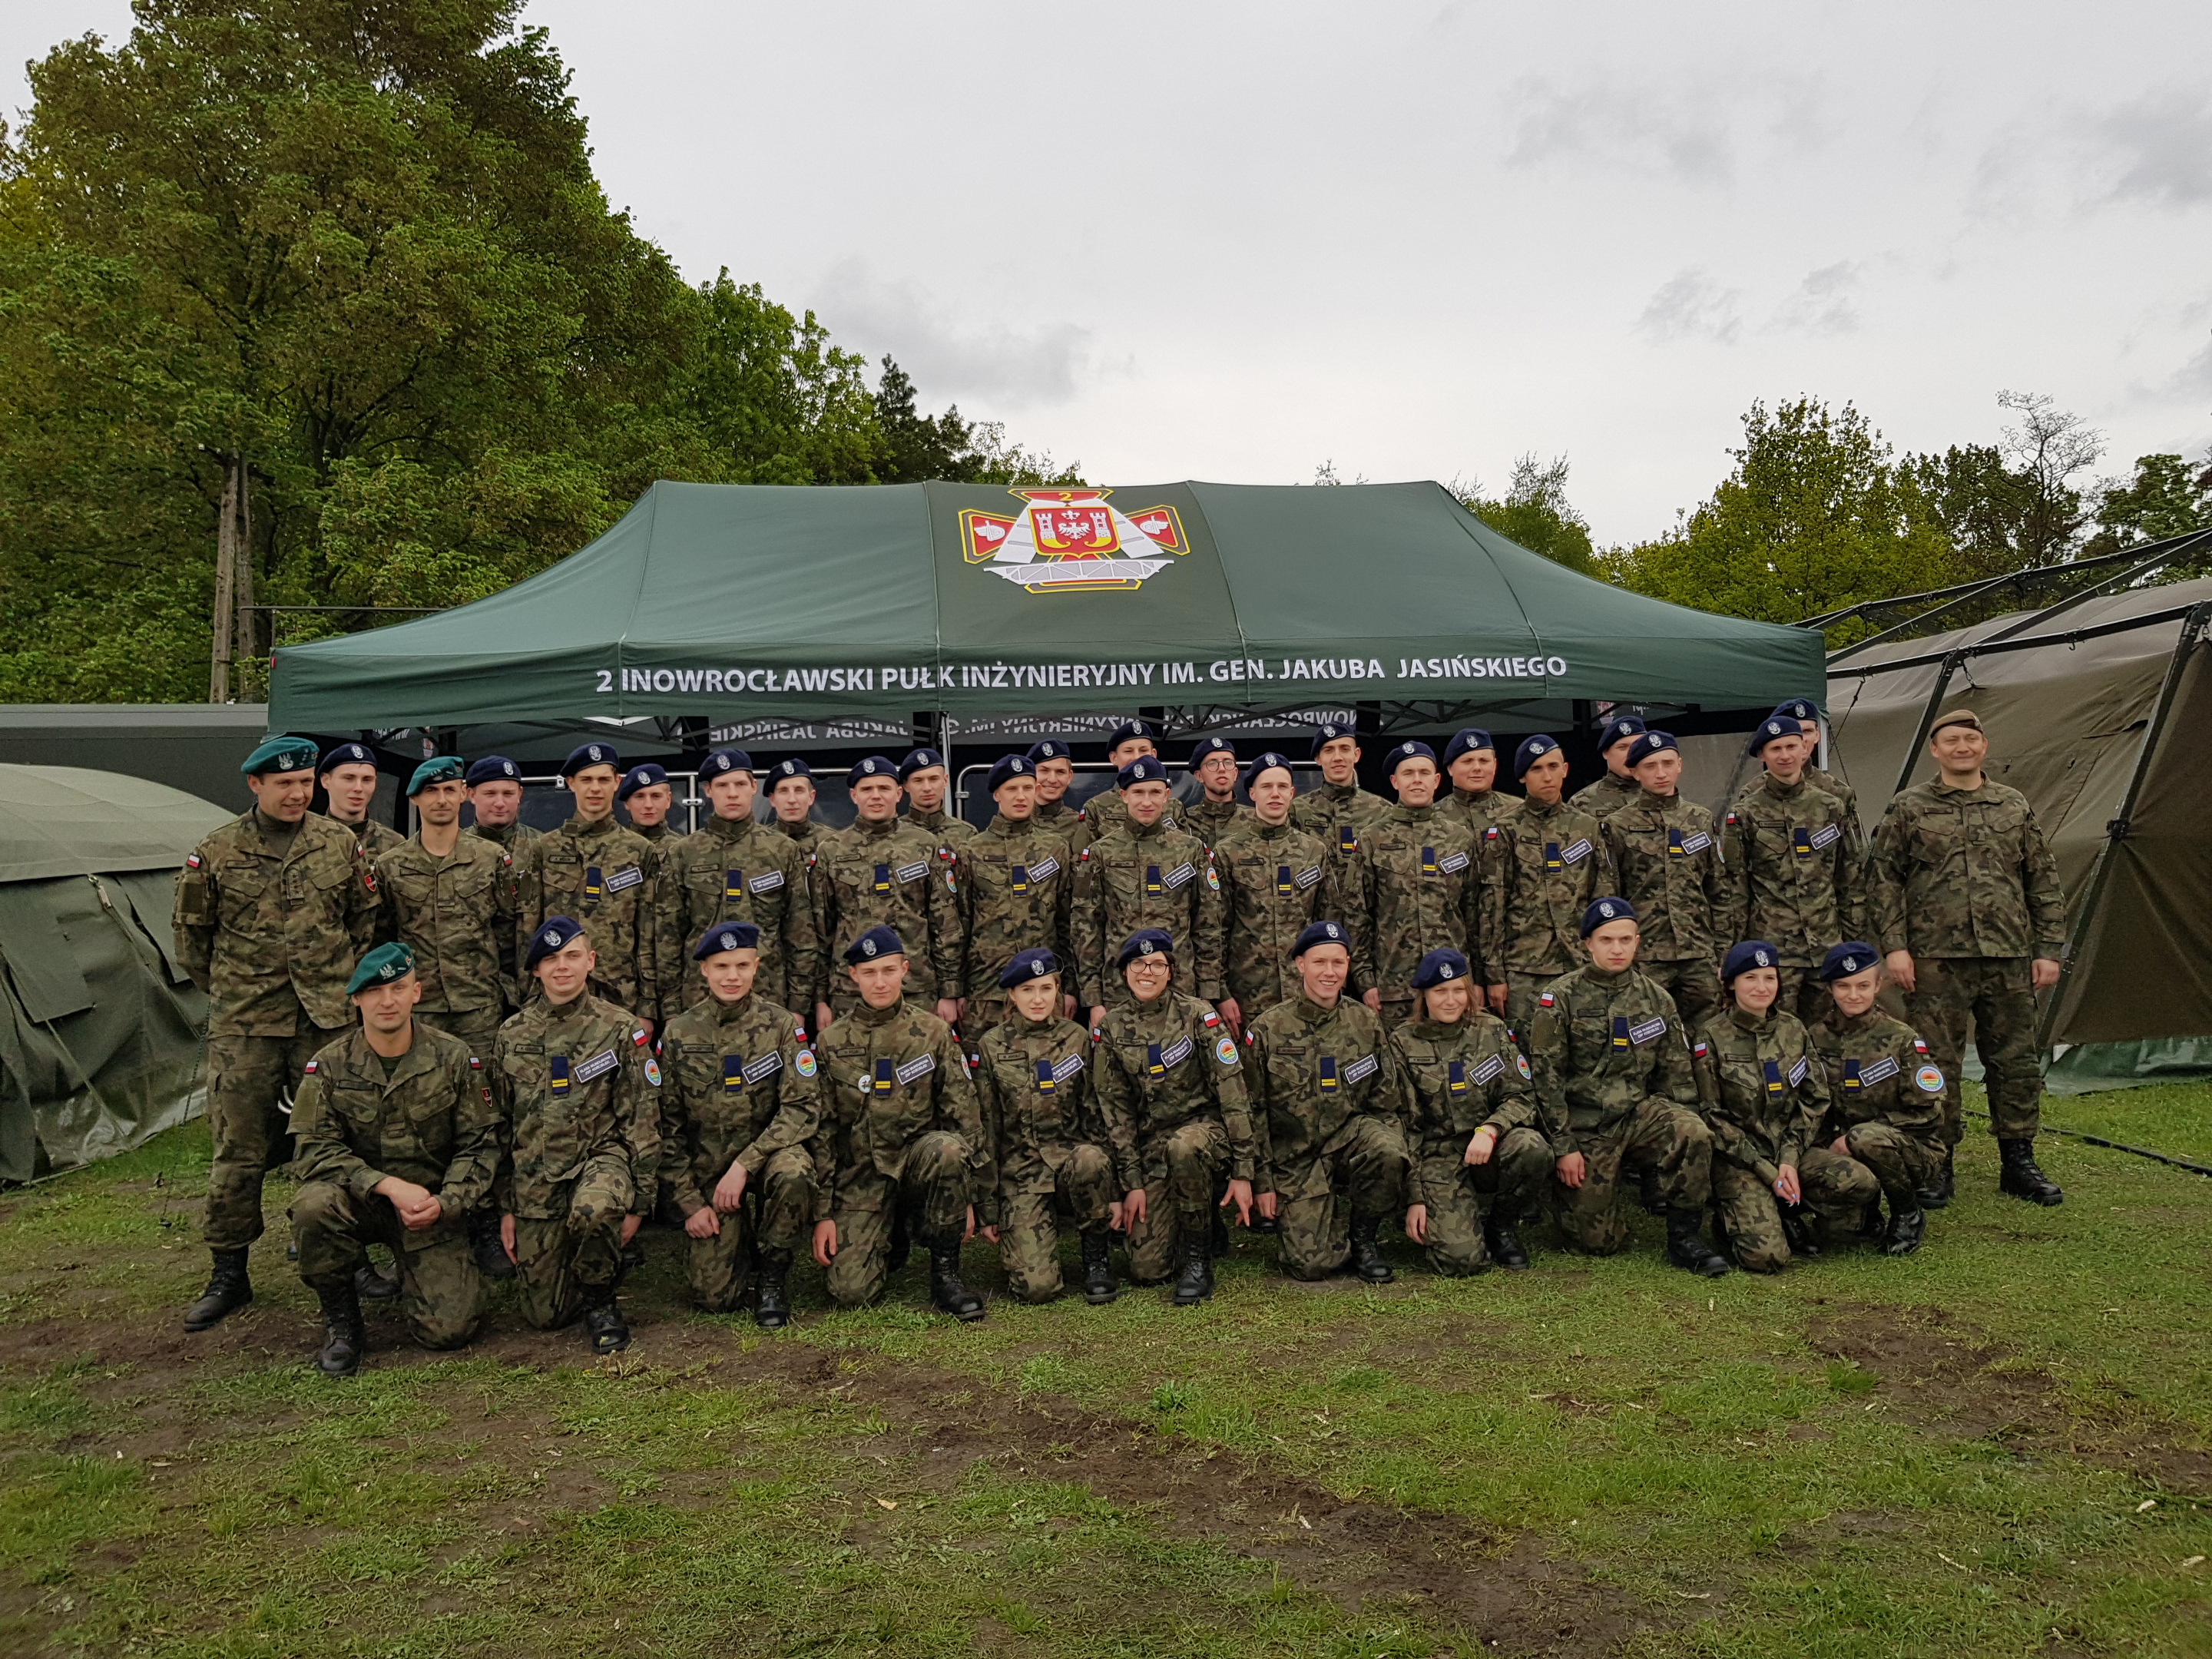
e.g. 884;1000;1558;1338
1117;929;1175;968
1293;919;1351;958
561;742;620;777
1598;715;1647;752
1025;740;1070;763
1384;740;1437;772
998;947;1061;988
899;747;946;781
1117;756;1168;788
346;942;416;996
1442;728;1495;764
242;736;322;777
698;749;753;782
1514;734;1560;777
1624;731;1679;767
1242;751;1295;792
465;755;522;786
1771;699;1822;724
618;763;667;801
1108;720;1156;750
767;757;812;783
525;916;585;972
695;922;762;959
843;924;906;964
847;756;898;788
986;753;1035;794
1190;736;1237;763
319;742;376;774
1310;720;1357;759
1722;939;1780;983
1820;941;1881;982
1749;717;1804;755
1412;948;1470;989
407;757;464;794
1579;896;1637;938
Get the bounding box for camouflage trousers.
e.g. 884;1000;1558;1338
1711;1149;1878;1273
205;1023;336;1249
684;1147;816;1313
824;1131;975;1307
1641;959;1724;1031
1906;956;2043;1142
415;1005;508;1051
1273;1115;1411;1281
290;1182;482;1349
1783;967;1832;1026
1551;1099;1713;1254
1413;1128;1551;1276
1836;1119;1942;1207
1503;972;1575;1038
1376;996;1416;1032
511;1157;635;1330
996;1144;1116;1303
1124;1118;1232;1283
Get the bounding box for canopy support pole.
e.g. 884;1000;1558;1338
1890;651;1966;798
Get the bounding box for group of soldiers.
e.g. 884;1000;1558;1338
173;701;2068;1375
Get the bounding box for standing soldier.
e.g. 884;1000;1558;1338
656;749;818;1022
1868;709;2065;1207
659;922;821;1329
320;742;406;856
618;763;677;846
286;943;498;1375
1091;929;1257;1303
1183;735;1250;851
811;757;963;1031
899;747;975;846
1721;716;1863;1022
1811;942;1945;1252
1602;731;1728;1030
810;926;995;1320
957;754;1075;1037
1353;741;1486;1030
1771;698;1859;839
1570;715;1647;822
492;918;660;1353
1484;735;1618;1029
1070;757;1226;1030
1069;720;1172;854
1028;740;1080;833
1290;719;1391;864
1394;948;1548;1273
173;737;379;1331
767;757;827;854
515;743;660;1035
1214;753;1351;1033
465;756;540;852
1527;899;1730;1276
1439;728;1521;839
972;949;1120;1305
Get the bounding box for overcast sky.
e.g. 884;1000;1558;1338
8;2;2209;545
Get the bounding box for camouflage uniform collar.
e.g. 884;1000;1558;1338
1451;786;1498;805
849;996;906;1027
1928;777;1991;797
1758;772;1810;799
906;806;954;831
1406;1015;1463;1040
1637;787;1683;810
1290;993;1345;1022
1124;815;1171;839
1836;1007;1888;1035
332;813;373;838
631;821;670;840
1249;816;1295;839
1126;989;1176;1020
541;989;591;1022
563;813;621;837
1583;961;1635;985
1521;794;1568;817
1012;1008;1062;1035
988;813;1042;836
344;1024;437;1088
1387;800;1436;823
708;990;757;1023
1320;780;1363;800
851;815;902;839
1035;799;1073;820
251;808;306;848
1727;1003;1777;1035
704;812;757;841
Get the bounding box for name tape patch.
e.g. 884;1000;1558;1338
895;1052;935;1086
1788;1055;1810;1088
1343;1053;1379;1086
1295;864;1323;890
1679;831;1712;856
1163;862;1196;890
605;865;644;894
1810;823;1842;852
573;1048;619;1084
1051;1051;1084;1083
1439;850;1471;875
1858;1055;1901;1088
1029;855;1060;882
1469;1053;1505;1087
1628;1015;1668;1046
1561;838;1593;866
742;1051;784;1085
1161;1035;1194;1069
896;860;929;884
747;869;784;894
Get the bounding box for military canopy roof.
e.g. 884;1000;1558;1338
268;480;1824;730
0;764;231;884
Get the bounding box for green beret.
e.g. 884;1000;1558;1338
347;942;416;996
408;756;465;794
241;736;323;777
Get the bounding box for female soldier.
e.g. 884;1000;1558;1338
1810;940;1945;1254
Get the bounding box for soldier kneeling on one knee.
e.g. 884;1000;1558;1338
1811;941;1945;1256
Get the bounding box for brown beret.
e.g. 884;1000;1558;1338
1929;708;1982;738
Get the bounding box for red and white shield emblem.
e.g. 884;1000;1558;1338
1031;501;1118;558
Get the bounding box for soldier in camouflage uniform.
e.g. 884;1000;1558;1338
618;763;677;846
899;747;976;847
1692;940;1876;1273
1721;717;1863;1022
1214;753;1352;1031
957;754;1075;1036
766;757;830;854
1526;898;1730;1275
1867;708;2066;1206
1070;756;1226;1025
1351;741;1486;1029
1091;929;1257;1303
1290;718;1392;868
810;926;995;1319
812;757;964;1028
1770;699;1860;846
656;749;819;1022
972;949;1119;1304
1439;728;1522;840
1568;714;1646;823
1027;740;1081;833
1810;942;1942;1253
288;942;499;1374
1601;731;1727;1029
1393;949;1547;1274
659;922;821;1327
320;742;406;856
1182;735;1252;851
1247;920;1411;1283
465;755;541;853
1484;734;1618;1028
174;736;382;1331
515;743;661;1035
491;918;661;1352
1068;720;1177;855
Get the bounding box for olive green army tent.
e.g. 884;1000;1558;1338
0;765;227;1181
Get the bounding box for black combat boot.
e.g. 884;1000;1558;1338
582;1292;631;1353
1080;1229;1118;1305
1855;1194;1886;1239
469;1209;515;1280
1882;1203;1926;1256
1665;1208;1731;1277
355;1259;402;1300
1637;1160;1666;1215
1172;1229;1214;1306
1484;1207;1531;1271
1778;1200;1822;1260
184;1247;253;1332
928;1240;986;1321
1919;1147;1954;1210
1349;1216;1394;1284
313;1281;366;1377
753;1252;793;1330
1998;1137;2063;1205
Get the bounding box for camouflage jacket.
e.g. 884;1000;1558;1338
1066;786;1178;856
1390;1012;1538;1205
813;816;964;1006
1439;786;1521;839
1601;790;1727;963
1721;775;1865;969
1805;765;1863;853
973;1012;1101;1221
1867;780;2065;961
1525;965;1696;1154
1353;801;1487;995
1091;992;1255;1190
1032;798;1079;833
174;810;381;1036
902;803;976;846
777;816;830;853
289;1024;501;1250
1569;771;1643;822
810;998;992;1220
1810;1008;1947;1141
1214;816;1354;1016
656;813;820;1018
373;834;518;1015
1690;1005;1830;1184
1483;796;1618;981
657;990;822;1217
468;820;541;852
1181;796;1252;854
627;820;674;846
489;992;660;1220
1290;780;1392;864
1069;817;1227;1008
516;815;661;1020
338;816;408;857
1244;994;1406;1189
956;813;1075;1001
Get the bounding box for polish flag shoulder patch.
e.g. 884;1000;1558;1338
302;1060;317;1075
1692;1039;1709;1060
186;853;203;869
469;1055;482;1070
1538;992;1556;1008
632;1028;650;1047
1912;1038;1929;1055
1203;1010;1220;1028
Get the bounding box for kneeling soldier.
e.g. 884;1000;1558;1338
289;943;498;1375
1091;929;1257;1304
811;926;995;1320
974;949;1118;1304
492;919;660;1353
1694;941;1876;1273
1811;942;1945;1254
1248;921;1411;1283
660;923;822;1328
1393;949;1548;1274
1530;899;1730;1276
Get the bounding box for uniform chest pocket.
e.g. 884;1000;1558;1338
448;860;497;902
328;1082;382;1125
218;862;271;904
404;1090;453;1128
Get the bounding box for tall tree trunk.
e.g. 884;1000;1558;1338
233;463;257;696
208;455;240;702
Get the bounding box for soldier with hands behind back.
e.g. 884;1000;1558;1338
957;754;1076;1037
1721;717;1863;1022
516;743;661;1038
810;757;964;1031
1601;731;1728;1030
1484;735;1618;1028
1071;755;1226;1030
1353;740;1486;1031
656;749;818;1022
1213;752;1353;1035
1810;942;1944;1254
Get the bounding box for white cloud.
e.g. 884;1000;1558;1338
2094;88;2212;209
1770;262;1862;336
1504;78;1734;186
1637;270;1743;345
813;260;1101;410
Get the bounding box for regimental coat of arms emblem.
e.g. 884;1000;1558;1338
959;488;1188;592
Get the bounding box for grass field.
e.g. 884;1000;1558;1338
3;1083;2209;1658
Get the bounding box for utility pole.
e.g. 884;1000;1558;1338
207;455;254;703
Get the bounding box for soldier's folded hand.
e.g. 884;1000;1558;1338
1220;1180;1253;1227
813;1217;839;1266
1463;1126;1498;1167
684;1204;721;1240
1115;1187;1148;1232
713;1162;750;1212
373;1175;442;1230
1406;1202;1429;1244
1555;1151;1588;1190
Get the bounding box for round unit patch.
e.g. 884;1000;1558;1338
794;1049;817;1078
1915;1065;1945;1094
642;1058;662;1087
1214;1037;1238;1065
1515;1053;1533;1080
